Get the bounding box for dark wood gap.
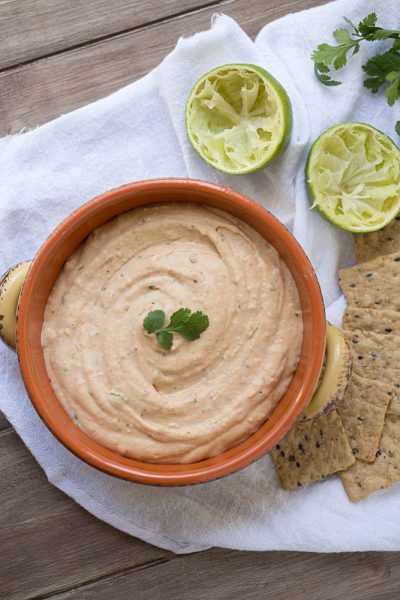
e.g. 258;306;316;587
26;557;178;600
0;426;13;435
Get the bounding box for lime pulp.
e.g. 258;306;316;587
185;64;292;175
306;122;400;233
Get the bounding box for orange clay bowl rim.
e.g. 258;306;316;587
17;178;325;486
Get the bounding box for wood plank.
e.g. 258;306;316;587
51;549;400;600
0;0;327;135
0;430;170;600
2;428;399;600
4;2;385;599
0;411;11;431
0;0;218;70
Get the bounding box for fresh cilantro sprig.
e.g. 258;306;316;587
363;47;400;107
311;13;400;135
143;308;209;351
312;13;400;84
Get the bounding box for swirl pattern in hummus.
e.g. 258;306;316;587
42;204;303;463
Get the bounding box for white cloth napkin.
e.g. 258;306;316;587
1;0;400;554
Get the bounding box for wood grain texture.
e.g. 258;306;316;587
0;0;218;69
47;549;400;600
4;2;400;599
0;430;170;600
0;0;326;135
0;411;11;431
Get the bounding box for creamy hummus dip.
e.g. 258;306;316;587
42;203;303;463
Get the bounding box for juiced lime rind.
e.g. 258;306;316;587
185;64;292;175
306;122;400;233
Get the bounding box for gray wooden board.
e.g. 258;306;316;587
0;429;170;600
0;0;214;69
43;549;400;600
3;0;400;599
3;427;400;600
0;410;10;431
0;0;325;135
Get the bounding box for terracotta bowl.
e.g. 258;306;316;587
4;179;326;485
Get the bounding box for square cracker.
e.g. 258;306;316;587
387;393;400;417
342;306;400;337
271;410;355;490
339;252;400;311
336;373;393;462
343;329;400;389
355;215;400;263
340;414;400;501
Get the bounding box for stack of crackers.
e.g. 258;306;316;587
272;216;400;501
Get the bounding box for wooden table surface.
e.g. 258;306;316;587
2;1;400;598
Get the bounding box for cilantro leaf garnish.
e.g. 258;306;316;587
363;50;400;104
156;330;173;351
311;26;362;84
357;12;378;38
311;13;400;134
314;62;341;86
143;309;166;333
395;121;400;137
143;308;209;351
169;307;192;328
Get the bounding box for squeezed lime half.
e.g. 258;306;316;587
185;64;292;175
306;122;400;233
